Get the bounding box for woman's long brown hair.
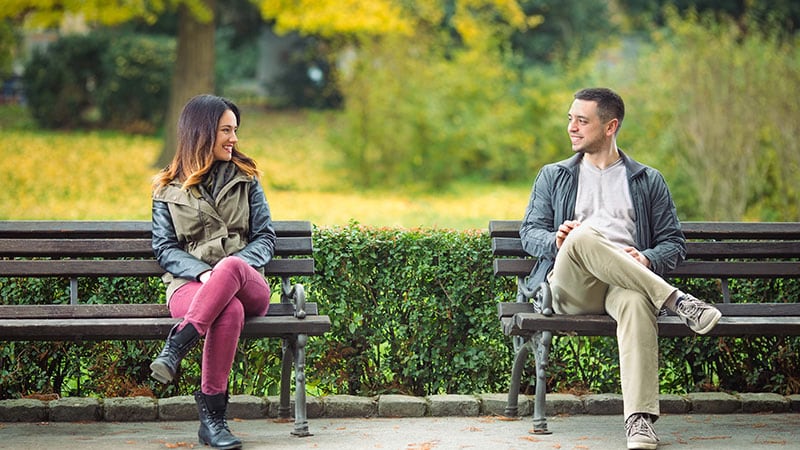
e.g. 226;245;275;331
153;94;260;191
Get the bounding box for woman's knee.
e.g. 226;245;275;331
216;299;245;328
215;256;249;273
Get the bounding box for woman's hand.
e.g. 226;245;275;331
199;270;212;283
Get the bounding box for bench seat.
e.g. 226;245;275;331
490;219;800;434
0;220;329;436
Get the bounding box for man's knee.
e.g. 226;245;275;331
607;291;658;321
562;224;602;253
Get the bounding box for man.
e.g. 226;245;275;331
519;87;722;450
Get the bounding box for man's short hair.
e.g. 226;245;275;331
574;87;625;129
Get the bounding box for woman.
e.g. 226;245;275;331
150;94;276;449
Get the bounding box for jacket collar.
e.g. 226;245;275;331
556;149;647;178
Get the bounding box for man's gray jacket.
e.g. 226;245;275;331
519;150;686;291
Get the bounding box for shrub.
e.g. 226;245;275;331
1;227;798;399
305;223;516;395
22;31;174;133
22;33;107;129
331;32;534;189
97;33;175;134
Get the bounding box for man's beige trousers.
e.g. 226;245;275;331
548;225;676;420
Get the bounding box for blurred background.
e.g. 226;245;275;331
1;1;799;401
1;0;798;228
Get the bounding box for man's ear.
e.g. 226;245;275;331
606;118;619;136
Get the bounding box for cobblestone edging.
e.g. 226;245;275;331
1;392;799;422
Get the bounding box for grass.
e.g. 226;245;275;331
0;104;531;229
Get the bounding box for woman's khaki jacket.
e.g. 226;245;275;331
151;167;276;301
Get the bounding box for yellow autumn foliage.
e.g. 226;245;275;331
1;107;529;229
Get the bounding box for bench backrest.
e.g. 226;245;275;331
0;220;314;305
490;220;800;303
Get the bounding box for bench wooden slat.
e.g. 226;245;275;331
490;220;800;240
0;302;319;319
493;237;800;259
497;301;800;319
0;258;314;277
0;220;313;239
493;258;800;279
0;236;313;257
488;220;523;238
506;313;800;337
679;221;800;240
668;261;800;278
0;315;332;341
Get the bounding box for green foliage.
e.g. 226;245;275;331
625;9;800;220
328;10;800;222
22;31;174;133
97;33;174;134
0;20;17;79
22;33;107;129
305;223;516;395
511;0;615;66
331;33;535;189
1;230;798;399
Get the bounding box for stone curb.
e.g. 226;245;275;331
1;393;798;422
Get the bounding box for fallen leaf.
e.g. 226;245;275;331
495;416;520;422
689;435;732;441
406;441;438;450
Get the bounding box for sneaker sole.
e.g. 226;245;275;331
628;442;657;450
693;309;722;335
150;361;174;384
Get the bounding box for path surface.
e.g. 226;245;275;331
0;413;797;449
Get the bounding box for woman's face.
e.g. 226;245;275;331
213;109;238;162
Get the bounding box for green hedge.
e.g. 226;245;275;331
305;224;516;396
1;226;798;399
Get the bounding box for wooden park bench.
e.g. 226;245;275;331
0;220;330;437
490;220;800;434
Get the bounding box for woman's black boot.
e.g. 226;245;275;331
195;391;242;449
150;322;200;383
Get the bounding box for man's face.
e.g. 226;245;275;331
567;99;611;154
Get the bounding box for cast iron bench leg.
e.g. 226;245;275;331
531;330;552;434
505;335;531;417
291;333;310;437
278;335;312;437
279;337;293;419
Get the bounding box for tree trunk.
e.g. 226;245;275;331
155;0;216;169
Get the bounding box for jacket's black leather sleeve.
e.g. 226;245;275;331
233;179;276;268
151;200;212;280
